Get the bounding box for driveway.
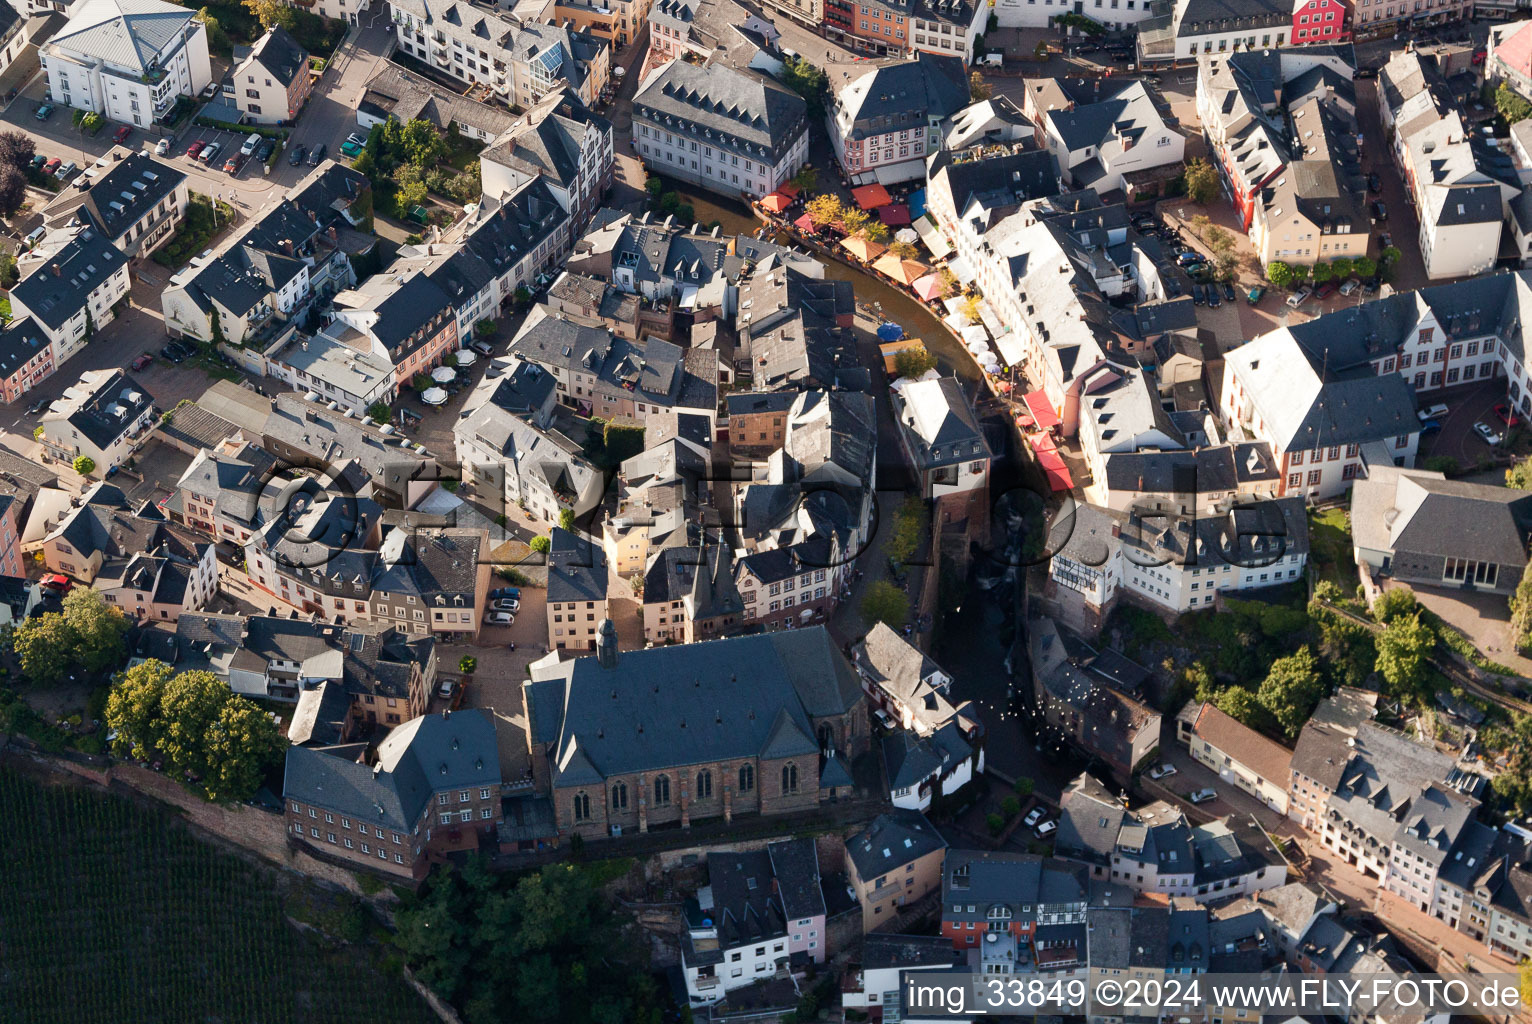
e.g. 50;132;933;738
1140;719;1298;835
1418;378;1506;469
1407;582;1532;678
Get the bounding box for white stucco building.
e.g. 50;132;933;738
41;0;212;129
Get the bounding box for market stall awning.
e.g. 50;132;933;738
877;203;911;226
453;349;477;366
1028;432;1057;454
877;322;904;342
421;387;449;406
842;236;887;262
1044;464;1075;492
760;191;792;213
794;212;816;232
852;184;892;210
895;227;919;244
947;255;977;284
778;182;800;198
914;216;952;259
1024;390;1061;430
872;252;928;285
432;365;457;383
912;273;945;302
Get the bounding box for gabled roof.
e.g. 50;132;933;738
846;808;946;880
241;24;307;87
48;0;196;74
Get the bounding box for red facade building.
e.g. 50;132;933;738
1291;0;1349;45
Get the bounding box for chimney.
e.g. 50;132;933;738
308;209;317;222
51;263;61;277
328;226;338;241
596;618;619;670
282;239;294;256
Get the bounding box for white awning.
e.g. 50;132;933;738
947;255;977;284
453;349;477;366
420;387;449;405
431;365;456;383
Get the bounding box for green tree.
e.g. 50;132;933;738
893;346;936;379
889;239;920;260
1310;261;1336;285
558;508;576;531
202;696;285;801
961;294;982;323
1352;255;1378;279
157;670;232;782
1496;82;1532;125
530;535;551;554
805;193;843;228
1205;225;1234;254
1212;685;1265;729
366;401;392;425
1014;776;1034;797
1266;261;1299;289
209;306;226;346
841;206;873;238
1256;645;1323;739
242;0;295;30
1183;158;1220;204
790;165;817;191
1380;245;1403;266
969;71;993;102
780;57;829;114
1376;612;1436;700
861;580;909;628
72;455;95;476
1371;587;1418;624
1508;455;1532;489
104;659;174;759
62;587;129;673
1511;563;1532;652
1314;610;1377;688
401;119;448;167
193;7;229;52
474;319;497;338
460;655;478;674
1330;256;1355;280
886;496;930;565
1001;795;1021;818
13;610;79;686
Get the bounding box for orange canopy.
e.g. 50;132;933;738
842;236;887;262
760;192;791;213
872;252;928;285
852;184;893;209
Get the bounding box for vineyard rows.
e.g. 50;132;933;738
0;767;436;1023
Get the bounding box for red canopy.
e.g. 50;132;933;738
1028;432;1057;454
852;184;893;210
1023;390;1061;430
778;182;801;198
760;192;792;213
1036;449;1067;471
877;203;912;226
1044;464;1075;491
1014;412;1033;427
794;212;816;232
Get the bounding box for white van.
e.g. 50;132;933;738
1420;403;1449;421
240;132;261;156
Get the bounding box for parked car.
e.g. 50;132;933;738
1175;251;1202;267
112;125;132;144
1417;418;1441;434
1188;788;1218;804
1372;199;1388;221
1474;421;1505;446
491;598;520;613
256;139;275;162
42;157;60;176
1362;277;1381;294
1339;278;1360;296
155;138;171;156
240;132;261;156
159;345;184;363
1367;171;1382;192
40;573;72;593
1023;806;1046;827
54;161;76;180
488;586;521;600
1183;262;1207;277
1495;403;1521;427
288;144;307;167
1246;285;1265;304
1191;283;1205;306
1473;48;1487;64
1207;284;1221;307
484;610;514;625
307;142;327;166
29;153;45;170
185;140;206;160
34;103;53;121
471;339;494;356
26;397;50;415
223;154;241;173
198;142;220;165
1148;764;1178;780
1421;403;1449;420
1315;280;1337;299
130;353;153;370
1034;820;1058;838
436;678;457;700
1287;286;1312;308
23;225;44;251
1221;281;1236;302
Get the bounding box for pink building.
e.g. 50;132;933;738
1292;0;1348;45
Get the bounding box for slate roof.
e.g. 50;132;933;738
832;52;969;139
862;934;965;970
634;59;806;165
65;152;186;246
1351;465;1532;569
482;87;610;191
283;708;499;830
13;227;126;332
243;24;307;87
846;808;946;881
1055;772;1125;866
766;837;825;922
524;627;861;787
0;318;50;383
895;376;990;471
48;0;196;73
360;61;516;139
1045;81;1166;153
547;526;608;603
44;368;152;454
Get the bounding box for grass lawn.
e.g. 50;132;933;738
152;194;236;270
0;766;435;1024
0;295;11;321
1309;506;1357;592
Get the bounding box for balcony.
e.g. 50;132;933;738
692;975;721;992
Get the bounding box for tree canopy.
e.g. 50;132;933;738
780;57;828;114
1183;158;1220;204
104;661;284;801
1256;645;1324;739
1266;261;1299;289
13;587;129;685
893;346;936;380
861;580;909;629
396;860;671;1024
969;71;993;103
242;0;295;30
1376;611;1436;701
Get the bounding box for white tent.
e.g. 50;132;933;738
421;387;449;405
454;349;477;366
431;366;457;384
